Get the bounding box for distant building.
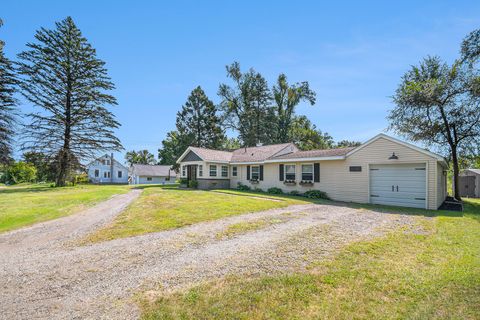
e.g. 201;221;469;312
87;154;129;184
129;164;177;185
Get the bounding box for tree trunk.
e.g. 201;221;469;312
451;146;462;201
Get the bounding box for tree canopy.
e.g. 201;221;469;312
218;62;275;146
125;150;155;166
272;74;316;143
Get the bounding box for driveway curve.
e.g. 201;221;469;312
0;193;416;320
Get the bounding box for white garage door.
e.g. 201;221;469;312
370;163;426;208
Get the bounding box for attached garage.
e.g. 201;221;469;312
370;163;427;208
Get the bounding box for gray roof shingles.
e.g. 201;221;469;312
269;147;355;160
130;164;177;177
184;143;354;163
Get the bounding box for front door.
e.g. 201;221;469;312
187;165;197;182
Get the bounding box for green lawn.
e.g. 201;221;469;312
141;199;480;320
0;184;131;233
86;187;309;242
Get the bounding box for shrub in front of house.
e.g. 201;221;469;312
267;187;283;194
254;187;263;192
303;189;329;200
179;178;188;187
237;182;251;191
289;190;301;196
188;180;198;189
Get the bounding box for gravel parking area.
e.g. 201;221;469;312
0;192;418;320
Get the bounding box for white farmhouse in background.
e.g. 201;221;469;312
129;164;177;184
87;154;129;184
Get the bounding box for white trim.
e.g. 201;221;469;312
347;133;447;166
176;147;203;164
230;161;265;165
301;163;314;181
368;162;428;209
284;164;296;181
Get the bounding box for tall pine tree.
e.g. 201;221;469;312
0;19;18;164
17;17;122;186
176;86;225;148
218;62;274;146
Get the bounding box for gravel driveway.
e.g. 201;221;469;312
0;191;417;320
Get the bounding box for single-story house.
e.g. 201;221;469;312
87;154;129;184
176;133;448;210
458;169;480;198
129;164;177;185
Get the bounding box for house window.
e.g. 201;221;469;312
182;166;186;177
101;160;106;165
251;166;260;180
302;164;313;181
221;165;228;177
106;160;110;165
349;166;362;172
94;169;99;177
209;165;217;177
285;164;296;180
198;165;203;177
232;166;237;177
118;171;122;178
104;171;111;178
147;177;152;181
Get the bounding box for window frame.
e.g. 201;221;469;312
198;165;203;177
284;164;296;181
146;177;152;181
301;164;314;181
209;165;217;177
232;166;237;177
94;169;99;178
182;165;186;177
221;165;228;177
251;165;260;180
118;171;122;178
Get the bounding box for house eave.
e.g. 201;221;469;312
264;156;346;163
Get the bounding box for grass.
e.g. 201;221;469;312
0;183;131;233
215;217;285;239
141;199;480;320
86;187;309;242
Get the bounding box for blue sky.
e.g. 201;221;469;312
2;0;479;162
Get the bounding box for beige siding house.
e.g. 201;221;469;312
177;134;448;210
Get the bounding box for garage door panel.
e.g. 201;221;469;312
370;163;426;209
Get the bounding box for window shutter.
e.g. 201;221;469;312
314;163;320;182
259;165;264;181
279;164;284;181
247;165;250;180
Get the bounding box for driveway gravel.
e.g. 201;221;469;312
0;191;418;320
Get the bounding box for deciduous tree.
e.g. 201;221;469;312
17;17;122;186
389;49;480;200
218;62;274;146
288;116;334;150
272;74;316;143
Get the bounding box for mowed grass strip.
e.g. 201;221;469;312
86;187;307;242
215;217;285;239
141;199;480;320
0;184;131;233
